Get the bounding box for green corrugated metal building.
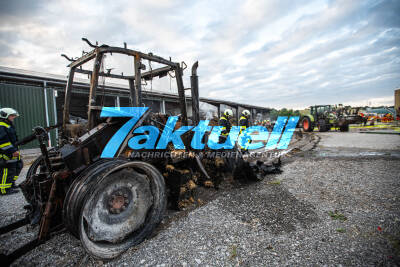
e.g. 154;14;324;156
0;82;57;149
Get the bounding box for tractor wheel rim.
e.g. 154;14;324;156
81;168;153;244
77;161;166;259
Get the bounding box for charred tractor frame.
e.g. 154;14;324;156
0;38;278;264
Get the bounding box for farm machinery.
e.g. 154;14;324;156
0;39;279;264
300;105;351;132
338;106;368;125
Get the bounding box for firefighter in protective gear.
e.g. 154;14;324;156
239;110;250;133
219;109;233;143
239;110;251;151
0;108;23;195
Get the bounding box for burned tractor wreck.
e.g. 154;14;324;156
0;38;281;263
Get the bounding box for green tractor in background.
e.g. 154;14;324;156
299;105;350;132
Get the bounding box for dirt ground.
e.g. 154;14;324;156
1;131;399;266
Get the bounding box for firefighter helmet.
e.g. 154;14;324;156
242;109;251;117
224;109;233;117
0;108;19;119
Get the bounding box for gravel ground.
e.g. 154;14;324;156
318;132;400;150
1;132;399;266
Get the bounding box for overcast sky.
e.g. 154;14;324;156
0;0;399;109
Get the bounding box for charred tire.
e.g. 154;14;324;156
20;155;44;221
26;156;43;178
21;156;42;202
24;148;58;186
232;156;259;181
21;151;56;205
63;159;119;237
339;125;349;132
302;117;313;132
78;160;166;260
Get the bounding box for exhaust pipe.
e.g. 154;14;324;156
190;61;200;125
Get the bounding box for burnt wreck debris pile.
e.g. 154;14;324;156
0;38;281;264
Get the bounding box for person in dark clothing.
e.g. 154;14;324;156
219;109;233;144
239;109;251;151
0;108;22;195
239;109;250;134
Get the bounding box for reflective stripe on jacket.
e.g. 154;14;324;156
239;115;249;133
0;120;18;156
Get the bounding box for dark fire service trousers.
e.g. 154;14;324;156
1;157;23;194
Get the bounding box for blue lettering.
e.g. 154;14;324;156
191;120;212;149
128;126;159;149
100;107;148;158
156;116;193;149
265;116;287;150
100;107;299;155
277;116;299;149
239;126;270;150
207;126;240;150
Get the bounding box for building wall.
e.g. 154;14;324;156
0;83;57;149
395;89;400;114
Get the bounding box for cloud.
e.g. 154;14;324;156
0;0;399;110
0;0;43;17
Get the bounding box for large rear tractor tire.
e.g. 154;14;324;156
64;160;166;259
63;159;117;237
302;117;313;132
318;120;328;132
